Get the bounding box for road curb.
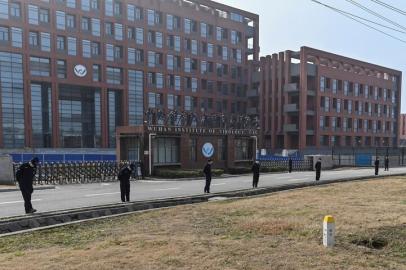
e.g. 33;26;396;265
0;185;55;193
0;173;405;236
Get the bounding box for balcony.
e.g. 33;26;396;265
284;103;299;114
247;107;258;115
284;83;299;94
247;89;259;97
284;124;298;133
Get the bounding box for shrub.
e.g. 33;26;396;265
228;167;252;175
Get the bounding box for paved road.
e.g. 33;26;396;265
1;167;406;218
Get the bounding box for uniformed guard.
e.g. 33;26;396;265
251;160;260;188
315;158;322;181
16;157;39;214
384;156;389;171
118;163;135;202
288;158;293;173
375;158;380;176
203;159;213;193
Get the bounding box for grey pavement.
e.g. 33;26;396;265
1;167;405;218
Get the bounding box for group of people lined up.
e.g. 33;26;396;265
15;156;391;214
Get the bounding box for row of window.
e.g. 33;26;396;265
2;2;248;47
319;116;395;134
319;135;394;147
320;96;396;119
147;92;247;114
320;76;397;103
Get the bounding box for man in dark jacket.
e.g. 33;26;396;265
252;161;260;188
384;156;389;171
203;159;213;193
315;158;322;181
288;158;293;173
375;158;380;176
118;163;135;202
16;157;39;214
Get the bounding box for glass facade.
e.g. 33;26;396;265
31;83;52;147
153;137;180;164
128;70;144;126
58;85;101;148
0;52;24;148
108;90;123;147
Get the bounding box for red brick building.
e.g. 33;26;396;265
0;0;260;171
259;47;402;153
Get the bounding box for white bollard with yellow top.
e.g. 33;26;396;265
323;215;335;247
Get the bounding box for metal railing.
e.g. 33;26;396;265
13;161;143;185
260;160;313;171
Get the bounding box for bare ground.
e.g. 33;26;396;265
0;177;405;270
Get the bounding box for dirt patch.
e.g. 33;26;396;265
0;178;406;270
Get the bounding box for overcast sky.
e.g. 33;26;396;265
216;0;406;112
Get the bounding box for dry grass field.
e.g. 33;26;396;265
0;177;405;270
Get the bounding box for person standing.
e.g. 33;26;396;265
315;158;322;181
384;156;389;171
16;157;39;214
375;158;380;176
251;160;260;188
288;158;293;173
118;163;135;202
203;159;213;193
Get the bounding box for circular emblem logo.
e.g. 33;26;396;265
202;143;214;158
74;64;87;77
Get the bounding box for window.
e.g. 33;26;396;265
156;32;163;48
175;76;181;91
201;22;207;38
93;64;101;82
56;11;65;30
128;48;143;64
11;27;22;47
31;83;52;147
184;19;191;34
114;46;123;60
105;22;113;36
81;0;90;11
115;23;123;40
106;67;122;85
30;56;50;77
174;36;181;52
81;17;90;31
57;36;65;51
114;1;122;16
106;44;114;61
167;14;173;31
82;40;91;57
0;26;8;42
40;32;51;52
128;70;144;125
147;9;155;26
28;5;39;25
66;14;75;28
57;60;66;79
235;138;252;161
0;0;8;19
153;138;180;164
91;18;101;36
91;42;100;56
148;51;155;67
105;0;113;16
67;0;76;8
192;40;198;55
184;58;191;73
136;28;143;44
208;43;213;58
10;2;21;18
29;31;38;47
39;8;49;23
320;76;325;91
90;0;99;10
218;138;226;160
67;37;76;55
189;138;197;162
